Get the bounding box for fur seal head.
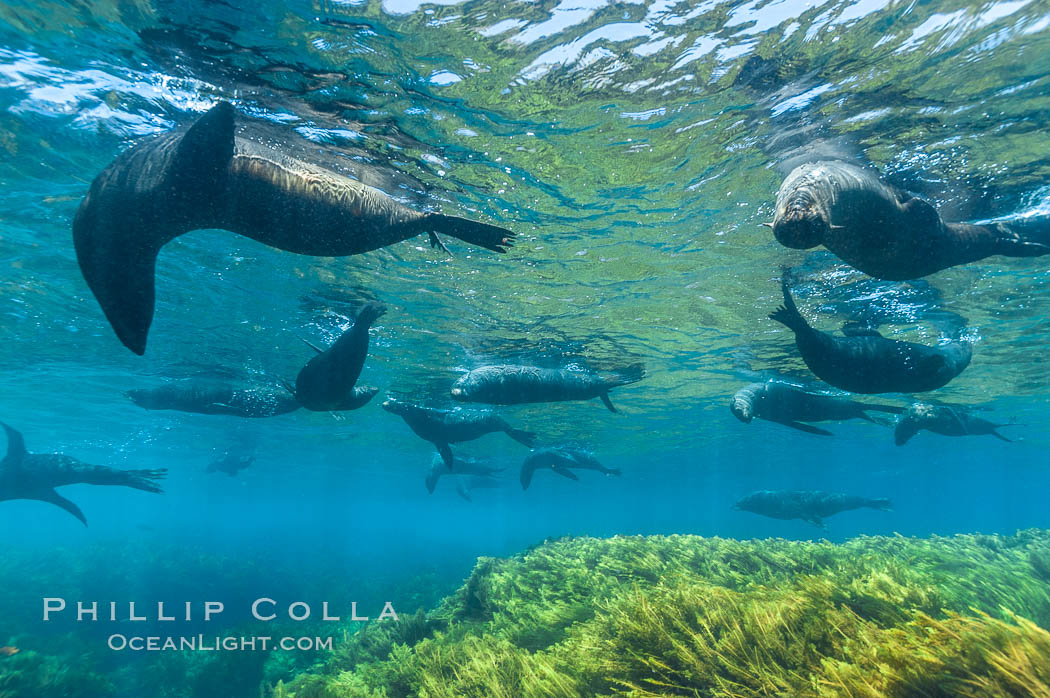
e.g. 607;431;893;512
773;186;828;249
730;393;754;422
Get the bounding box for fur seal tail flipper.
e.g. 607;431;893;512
865;497;893;512
1;422;26;466
32;489;88;526
990;215;1050;257
73;103;236;355
606;363;645;389
776;420;833;436
504;427;536;448
600;393;618;413
768;278;809;333
121;468;167;494
436;443;454;469
408;215;515;254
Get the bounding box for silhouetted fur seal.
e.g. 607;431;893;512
731;381;902;436
292;302;385;411
381;397;534;467
894;402;1015;445
74;102;516;354
769;275;971;393
206;452;254;477
450;363;645;412
733;489;891;528
0;423;165;526
424;453;504;493
455;475;502;502
772;160;1050;279
519;447;620;490
127;379;300;418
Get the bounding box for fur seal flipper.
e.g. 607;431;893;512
771;160;1050;280
1;422;166;526
769;276;971;394
450;364;645;412
293;302;385;411
74;103;516;354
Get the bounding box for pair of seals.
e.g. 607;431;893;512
126;379;301;417
519;447;620;490
733;489;892;528
1;423;166;526
730;381;902;435
290;302;385;411
380;397;535;467
769;275;971;393
73;102;516;354
894;402;1014;445
450;363;645;412
772;160;1050;279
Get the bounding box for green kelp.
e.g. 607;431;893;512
279;530;1050;697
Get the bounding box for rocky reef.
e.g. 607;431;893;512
275;530;1050;698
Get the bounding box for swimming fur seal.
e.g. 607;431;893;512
771;160;1050;279
769;275;972;393
381;397;535;467
450;363;645;413
894;402;1015;445
733;489;892;528
731;381;903;436
519;447;620;490
0;422;166;526
73;102;516;354
206;452;255;477
291;302;385;411
424;453;505;493
455;475;502;502
126;379;301;418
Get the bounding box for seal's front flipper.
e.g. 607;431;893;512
900;196;942;232
992;430;1013;443
437;443;454;469
33;489;87;526
551;465;580;481
777;420;833;436
426;215;516;253
299;337;325;354
1;422;27;466
600;393;618;413
427;231;452;255
804;517;826;529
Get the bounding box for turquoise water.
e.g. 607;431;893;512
2;0;1050;695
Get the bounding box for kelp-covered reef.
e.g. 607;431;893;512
277;530;1050;698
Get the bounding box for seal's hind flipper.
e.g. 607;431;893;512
600;393;618;413
0;422;27;466
426;215;515;253
437;443;454;469
33;489;88;526
776;420;833;436
551;465;580;481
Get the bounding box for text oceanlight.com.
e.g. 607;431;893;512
107;635;333;652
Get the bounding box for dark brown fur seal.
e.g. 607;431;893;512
894;402;1014;445
73;103;516;354
292;302;385;411
731;381;902;436
772;160;1050;280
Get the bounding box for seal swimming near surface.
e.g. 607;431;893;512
731;381;903;436
0;422;166;526
733;489;892;528
519;447;620;490
126;379;301;417
424;453;505;493
291;302;386;411
381;397;535;467
450;363;645;413
73;102;517;354
769;274;972;393
771;160;1050;280
894;402;1015;445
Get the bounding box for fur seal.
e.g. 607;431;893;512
0;422;166;526
73;102;517;354
769;275;971;393
733;489;892;529
894;402;1015;445
731;381;903;436
455;475;502;502
381;397;535;468
519;447;620;490
424;453;505;494
771;160;1050;279
206;452;255;477
291;302;385;411
126;379;300;418
450;363;645;413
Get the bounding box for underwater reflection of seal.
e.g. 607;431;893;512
771;160;1050;280
769;274;972;394
73;102;517;355
292;302;386;411
0;422;166;526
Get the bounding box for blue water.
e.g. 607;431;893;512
2;0;1050;694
